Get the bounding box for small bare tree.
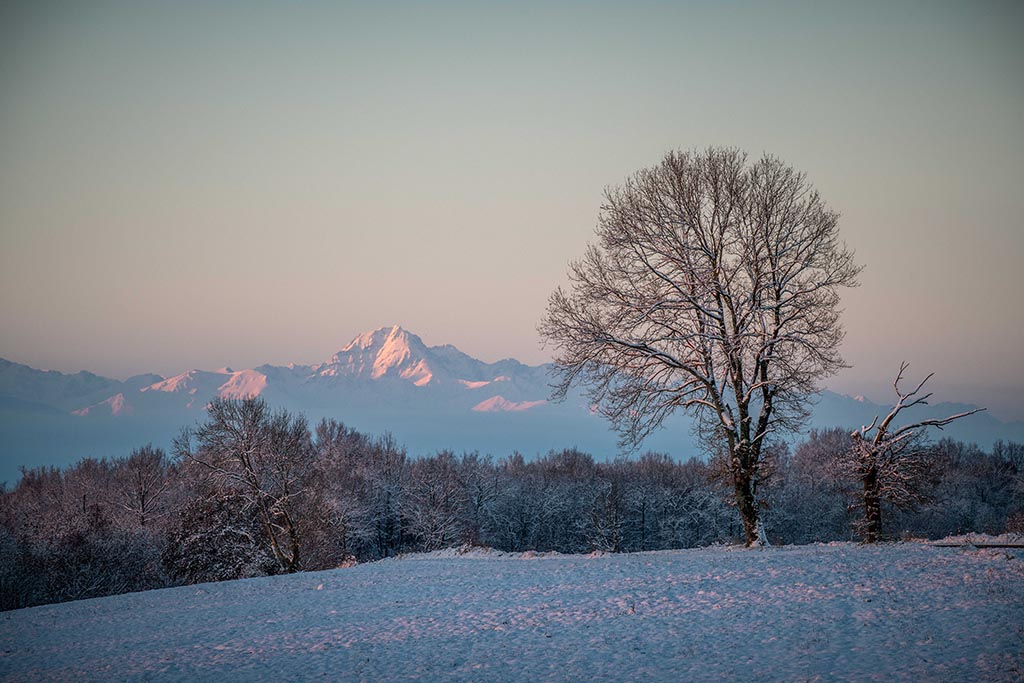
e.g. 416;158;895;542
540;147;861;545
847;363;984;543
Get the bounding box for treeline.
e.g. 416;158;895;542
1;398;1021;610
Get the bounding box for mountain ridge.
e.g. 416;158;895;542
1;326;1019;484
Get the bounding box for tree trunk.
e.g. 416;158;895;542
285;515;301;573
862;466;882;544
639;503;647;550
733;468;761;546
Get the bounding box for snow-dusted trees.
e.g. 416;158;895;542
540;147;861;545
405;451;467;550
761;429;852;544
0;459;168;609
620;455;668;550
995;441;1024;532
456;453;499;547
485;449;604;552
175;398;314;572
845;364;984;543
310;418;373;564
894;439;1022;538
163;493;277;584
110;445;174;529
587;473;626;552
2;424;1021;609
616;453;729;550
360;433;408;558
479;449;732;553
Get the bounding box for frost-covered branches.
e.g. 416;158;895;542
1;425;1019;610
541;147;861;545
111;445;174;528
404;451;466;551
844;364;985;543
174;398;313;572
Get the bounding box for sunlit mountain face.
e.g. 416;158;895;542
1;326;1017;484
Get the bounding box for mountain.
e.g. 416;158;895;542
1;326;1020;484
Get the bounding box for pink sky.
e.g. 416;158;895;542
1;2;1022;419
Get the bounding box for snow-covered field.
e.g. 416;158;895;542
2;543;1023;682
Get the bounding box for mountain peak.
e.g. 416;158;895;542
326;326;432;385
340;325;423;354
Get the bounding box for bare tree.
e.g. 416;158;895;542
174;398;312;572
847;363;984;543
762;429;852;544
586;477;625;552
540;147;861;545
310;419;372;565
404;451;467;550
111;445;173;529
360;433;408;558
455;453;499;547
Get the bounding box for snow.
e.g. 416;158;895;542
141;371;201;393
460;376;512;389
216;370;268;400
340;325;408;353
929;533;1024;547
70;392;129;416
398;359;433;387
139;369;268;400
325;326;435;385
2;543;1022;682
370;330;414;379
472;395;547;412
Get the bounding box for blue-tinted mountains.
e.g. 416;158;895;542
1;326;1018;484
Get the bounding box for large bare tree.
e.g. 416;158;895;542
540;147;861;546
175;398;312;572
847;363;984;543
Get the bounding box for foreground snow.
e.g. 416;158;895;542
2;543;1023;682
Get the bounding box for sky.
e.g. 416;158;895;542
1;0;1022;419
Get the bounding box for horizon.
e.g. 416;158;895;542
1;321;1019;424
2;1;1023;421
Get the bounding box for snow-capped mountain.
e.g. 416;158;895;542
318;326;438;385
1;326;1019;483
306;326;550;400
35;326;553;420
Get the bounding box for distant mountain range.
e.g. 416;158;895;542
1;325;1020;484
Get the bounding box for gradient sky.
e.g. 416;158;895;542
1;1;1022;419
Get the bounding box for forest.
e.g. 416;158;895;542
2;397;1021;611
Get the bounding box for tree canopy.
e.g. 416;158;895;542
541;147;862;544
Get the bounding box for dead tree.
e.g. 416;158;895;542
847;363;984;543
540;147;861;545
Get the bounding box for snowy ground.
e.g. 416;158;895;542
2;543;1023;682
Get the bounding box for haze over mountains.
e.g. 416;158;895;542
1;325;1019;485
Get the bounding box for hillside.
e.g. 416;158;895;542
2;543;1022;682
